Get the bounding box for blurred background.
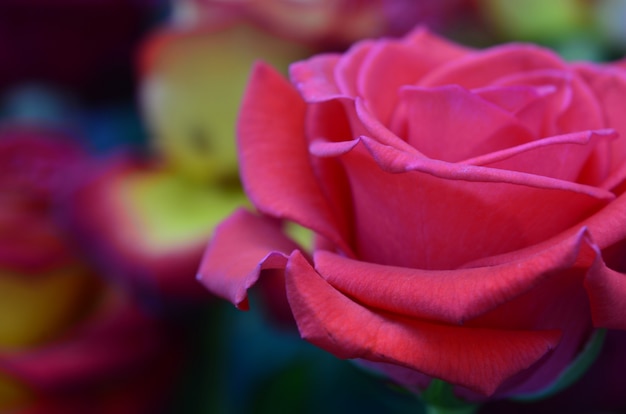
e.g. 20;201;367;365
1;1;625;413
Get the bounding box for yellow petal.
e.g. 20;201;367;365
140;23;310;183
0;265;100;349
117;166;248;254
0;372;30;412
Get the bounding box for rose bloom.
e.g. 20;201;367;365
0;128;181;412
198;28;626;403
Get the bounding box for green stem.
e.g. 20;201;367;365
421;380;480;414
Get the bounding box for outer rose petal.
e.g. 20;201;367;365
285;251;561;396
197;208;299;310
313;227;591;325
238;62;351;254
585;250;626;330
464;191;626;269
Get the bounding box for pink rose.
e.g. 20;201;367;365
198;28;626;402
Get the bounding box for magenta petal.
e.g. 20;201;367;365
334;39;375;96
285;251;561;396
576;63;626;171
474;84;555;113
461;129;617;184
238;62;350;254
464;191;626;270
355;98;422;154
493;69;605;137
309;138;360;157
357;27;470;124
196;209;299;310
420;43;565;88
585;248;626;330
359;135;615;201
391;85;534;162
335;137;612;270
402;27;470;60
289;53;343;102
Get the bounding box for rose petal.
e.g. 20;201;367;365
463;191;626;269
465;236;594;397
356;127;614;201
314;228;590;324
334;39;375;96
238;62;351;254
355;97;421;154
473;84;556;113
196;208;299;310
600;160;626;192
493;69;605;137
310;137;360;157
420;43;566;88
585;244;626;330
330;136;612;270
305;96;366;143
285;251;561;396
356;28;469;125
390;85;534;162
402;26;470;60
289;53;343;102
575;63;626;173
460;129;617;184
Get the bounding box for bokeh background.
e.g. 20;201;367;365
1;1;625;413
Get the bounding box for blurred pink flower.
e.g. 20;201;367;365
56;18;307;301
0;127;182;412
62;156;245;300
176;0;473;50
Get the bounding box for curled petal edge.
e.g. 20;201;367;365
312;227;597;325
196;208;300;310
238;61;353;256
